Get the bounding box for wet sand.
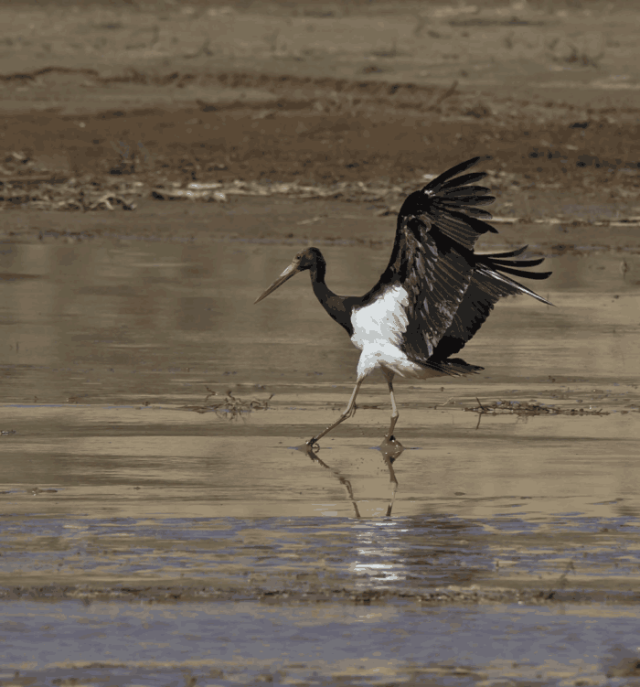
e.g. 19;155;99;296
1;0;640;684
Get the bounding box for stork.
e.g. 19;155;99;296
255;157;551;449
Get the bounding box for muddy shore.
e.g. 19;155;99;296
1;0;639;235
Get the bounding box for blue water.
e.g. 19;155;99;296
2;515;639;593
1;600;639;686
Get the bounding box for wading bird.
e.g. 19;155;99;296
255;157;551;448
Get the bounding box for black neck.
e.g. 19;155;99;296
309;258;355;336
310;258;332;311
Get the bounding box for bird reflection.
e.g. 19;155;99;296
299;438;403;518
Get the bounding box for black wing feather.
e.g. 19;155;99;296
460;207;493;220
431;255;551;361
423;156;489;193
492;257;546;268
439;185;492;198
485;245;528;258
386;216;475;363
430;269;521;360
491;265;551;280
374;157;552;367
439;171;487;191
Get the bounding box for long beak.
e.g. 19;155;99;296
254;261;301;304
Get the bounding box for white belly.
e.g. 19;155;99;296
350;284;410;351
350;285;438;380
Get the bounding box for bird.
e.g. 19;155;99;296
254;157;552;449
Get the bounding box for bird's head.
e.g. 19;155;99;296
254;247;323;304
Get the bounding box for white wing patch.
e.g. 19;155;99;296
349;285;442;381
350;284;410;351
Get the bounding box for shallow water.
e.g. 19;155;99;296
1;514;639;596
2;599;640;686
1;235;640;684
1;240;639;521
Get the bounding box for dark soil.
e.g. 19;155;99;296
0;0;638;225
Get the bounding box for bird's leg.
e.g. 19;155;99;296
387;383;400;439
382;369;400;440
307;380;363;448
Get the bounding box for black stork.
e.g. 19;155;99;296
255;157;551;449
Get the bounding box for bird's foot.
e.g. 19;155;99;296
380;435;404;463
304;438;320;453
292;438;320;455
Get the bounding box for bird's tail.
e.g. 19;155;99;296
424;358;484;377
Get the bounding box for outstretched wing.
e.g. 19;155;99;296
391;213;475;363
378;158;496;363
375;157;551;365
431;247;552;360
417;156;497;250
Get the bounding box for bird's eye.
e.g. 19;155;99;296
296;254;302;259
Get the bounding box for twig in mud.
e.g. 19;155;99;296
184;37;214;59
546;560;575;600
620;260;629;280
467;399;609;427
434;396;456;410
183;388;274;419
413;14;428;37
426;80;458;111
558;560;576;585
474;397;487;429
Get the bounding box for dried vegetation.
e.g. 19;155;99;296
0;151;139;211
183;387;273;419
467;398;610;429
